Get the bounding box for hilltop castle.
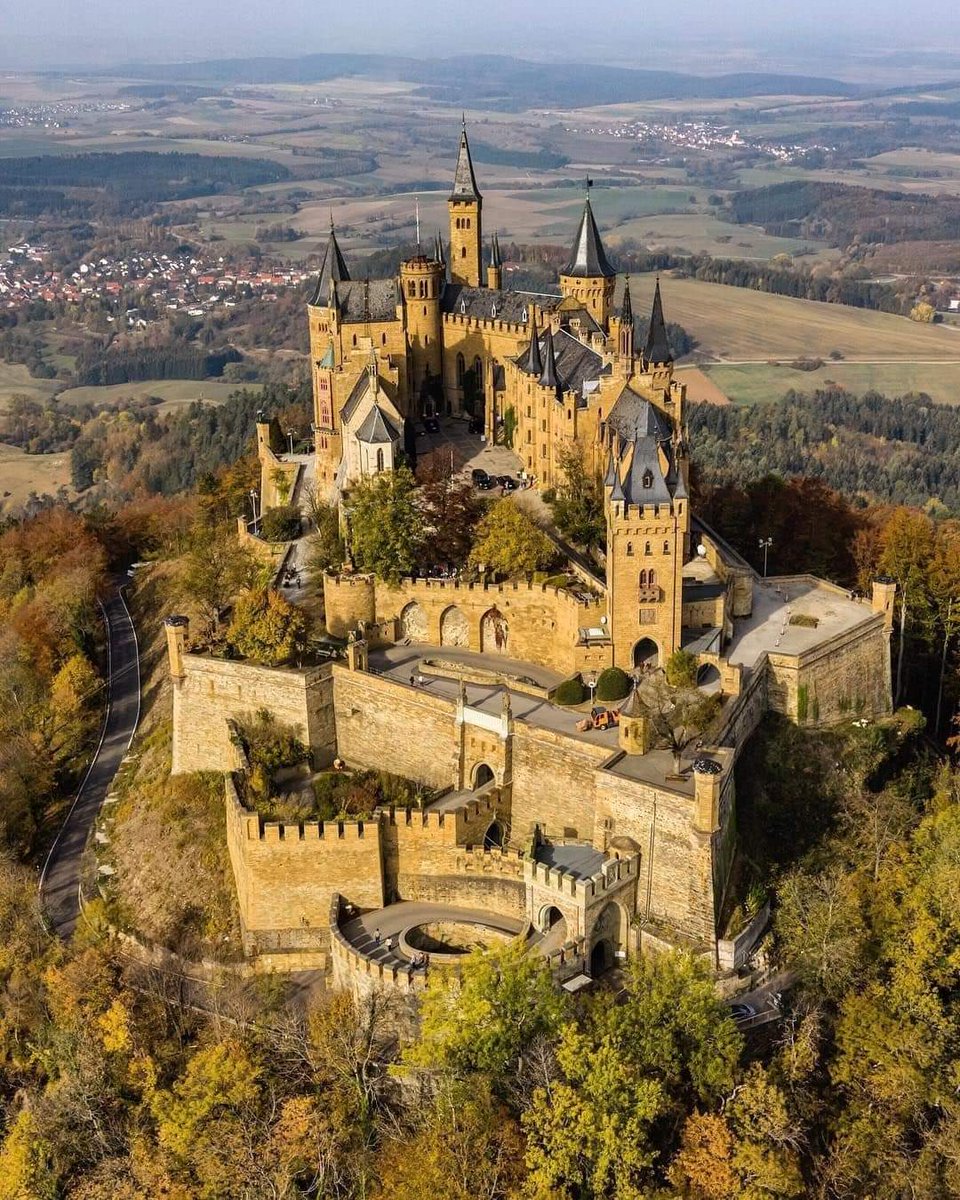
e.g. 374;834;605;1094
165;127;897;988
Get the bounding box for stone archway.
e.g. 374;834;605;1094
440;604;469;648
480;607;509;655
697;663;721;693
399;601;428;643
632;637;660;669
539;905;567;937
472;762;495;788
590;900;627;977
483;820;504;849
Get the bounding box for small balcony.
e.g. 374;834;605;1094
638;586;662;604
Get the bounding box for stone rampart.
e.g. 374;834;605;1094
225;776;385;954
172;652;336;774
324;573;604;676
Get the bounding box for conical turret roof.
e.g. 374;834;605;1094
523;310;543;376
539;328;559;390
643;277;673;366
450;121;481;202
563;195;615;279
490;231;502;269
310;221;350;306
619;275;633;325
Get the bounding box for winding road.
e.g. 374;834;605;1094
40;582;141;937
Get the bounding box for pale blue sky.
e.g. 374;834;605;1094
1;0;958;71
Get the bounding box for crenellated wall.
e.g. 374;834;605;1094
323;573;604;677
171;653;336;775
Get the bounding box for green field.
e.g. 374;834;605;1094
702;361;960;407
643;275;960;362
0;442;73;510
56;379;255;412
0;362;60;409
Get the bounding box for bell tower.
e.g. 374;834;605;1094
558;189;617;327
448;119;483;288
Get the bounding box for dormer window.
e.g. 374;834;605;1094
459;298;466;314
642;469;653;489
491;303;497;318
521;306;528;322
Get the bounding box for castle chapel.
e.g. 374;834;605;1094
307;122;696;669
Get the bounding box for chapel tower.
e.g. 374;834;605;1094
558;191;617;326
448;121;483;287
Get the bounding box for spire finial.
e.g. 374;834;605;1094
415;195;421;253
462;111;466;130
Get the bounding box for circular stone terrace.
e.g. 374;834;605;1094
337;901;532;974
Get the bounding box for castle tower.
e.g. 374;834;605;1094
641;277;674;392
448;120;483;287
400;254;444;409
609;275;634;375
618;688;651;756
487;232;503;291
558;191;617;327
309;223;350;487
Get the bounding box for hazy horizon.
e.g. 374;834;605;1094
3;0;960;77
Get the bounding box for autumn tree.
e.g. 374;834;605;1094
876;508;934;705
469;500;555;578
181;523;259;638
547;443;606;551
419;466;485;567
226;588;309;666
346;466;424;584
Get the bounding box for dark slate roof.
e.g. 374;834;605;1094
450;125;481;202
619;275;633;324
523;310;543;376
620;688;647;718
442;284;532;323
621;438;672;506
337;278;399;324
539;329;558;389
607;387;672;442
559;305;603;335
435;231;446;268
563;196;616;279
356;403;400;445
489;232;502;269
644;277;673;365
309;225;350;307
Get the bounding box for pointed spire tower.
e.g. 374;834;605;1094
612;274;634;367
310;218;350;307
448;118;483;287
539;328;559;393
559;184;617;327
487;231;503;290
523;308;543;376
643;277;673;368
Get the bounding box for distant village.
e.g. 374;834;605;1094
0;242;313;326
564;117;834;164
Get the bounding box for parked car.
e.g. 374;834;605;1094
471;468;494;490
590;706;619;730
424;415;440;433
498;475;518;491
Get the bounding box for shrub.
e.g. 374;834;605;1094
259;503;301;543
554;676;587;706
595;666;631;702
226;587;309;666
666;649;698;688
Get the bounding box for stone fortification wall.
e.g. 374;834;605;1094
324;573;603;677
767;614;890;725
331;668;459;791
592;768;719;946
510;722;611;842
172;653;335;774
225;776;385;954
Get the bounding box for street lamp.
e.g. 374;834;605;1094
758;537;773;578
587;676;597;708
287;429;297;456
249;488;259;534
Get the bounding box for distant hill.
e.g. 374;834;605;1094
97;52;860;110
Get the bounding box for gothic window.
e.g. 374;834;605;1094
649;569;657;586
456;354;465;386
474;357;483;388
408;281;416;297
376;448;384;472
626;542;634;556
461;246;467;258
642;469;653;489
423;306;427;316
382;333;387;345
352;334;357;347
639;569;646;586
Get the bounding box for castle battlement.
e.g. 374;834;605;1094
442;312;530;336
525;852;639;902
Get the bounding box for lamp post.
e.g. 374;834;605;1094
287;429;297;456
249;488;259;535
758;537;773;578
587;676;597;709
